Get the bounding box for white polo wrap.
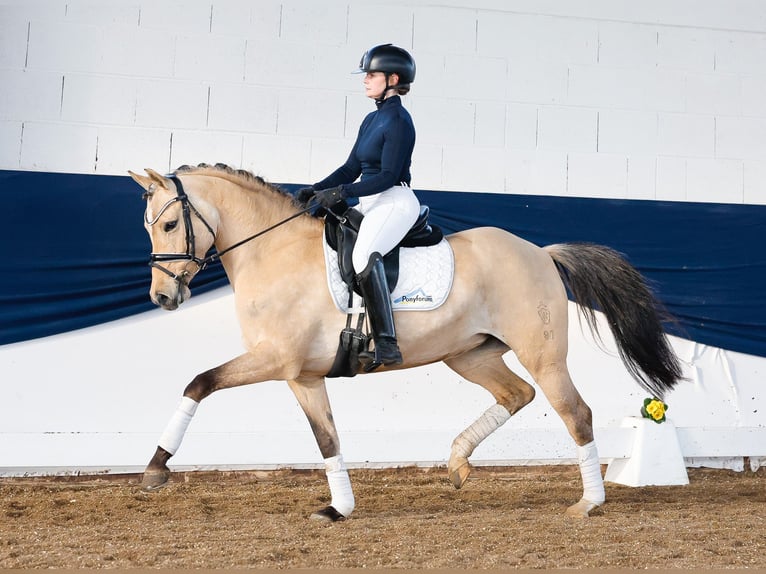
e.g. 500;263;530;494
158;396;198;455
577;440;605;505
324;454;355;517
451;403;511;459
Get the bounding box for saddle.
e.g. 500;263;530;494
323;202;443;294
322;201;443;378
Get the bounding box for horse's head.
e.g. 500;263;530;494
128;168;218;310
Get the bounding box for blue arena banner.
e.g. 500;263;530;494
1;169;764;357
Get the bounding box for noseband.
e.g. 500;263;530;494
144;176;216;283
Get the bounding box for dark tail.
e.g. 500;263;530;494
545;242;683;399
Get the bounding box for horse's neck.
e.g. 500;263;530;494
201;178;319;271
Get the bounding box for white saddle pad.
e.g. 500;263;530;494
323;236;455;314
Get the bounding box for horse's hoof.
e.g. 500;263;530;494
309;505;346;523
565;497;601;518
448;458;471;490
141;469;170;491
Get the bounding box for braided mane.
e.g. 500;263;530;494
174;163;293;200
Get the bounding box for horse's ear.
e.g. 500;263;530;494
128;168;170;192
128;170;154;192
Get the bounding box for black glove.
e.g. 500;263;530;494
314;186;346;209
295;186;315;206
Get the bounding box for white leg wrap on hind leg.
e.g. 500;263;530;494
452;403;511;458
158;396;198;455
324;454;355;517
577;440;605;505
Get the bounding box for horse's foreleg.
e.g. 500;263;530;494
444;339;536;489
142;352;267;491
287;377;354;522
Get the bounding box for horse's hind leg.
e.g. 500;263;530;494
444;338;536;489
286;376;355;522
526;362;605;518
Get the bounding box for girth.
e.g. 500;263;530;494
323;202;443;294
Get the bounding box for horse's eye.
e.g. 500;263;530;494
163;220;178;232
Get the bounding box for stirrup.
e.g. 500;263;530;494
360;338;402;372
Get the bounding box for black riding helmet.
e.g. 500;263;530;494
354;43;416;88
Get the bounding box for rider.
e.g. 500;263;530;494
297;44;420;371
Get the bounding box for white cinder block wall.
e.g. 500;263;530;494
2;0;765;203
1;1;765;475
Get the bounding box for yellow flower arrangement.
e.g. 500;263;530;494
641;397;667;423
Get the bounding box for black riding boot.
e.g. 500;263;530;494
357;253;402;372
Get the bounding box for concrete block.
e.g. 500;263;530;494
596;22;657;69
169;130;244;171
410;143;443;190
538;106;597;152
716;116;766;161
280;1;348;46
685;72;742;116
567;152;628;199
686;158;743;203
312;44;363;93
0;69;62;122
655;156;687;201
598;109;658;155
0;121;22;169
505;149;567;196
410;97;475;145
26;19;103;73
657;27;716;72
657;113;714;157
277;89;344;138
742;74;766;118
61;74;138;126
413;6;476;55
744;161;766;205
98;24;175;78
478;12;597;65
139;2;212;34
95;126;172;175
345;93;374;138
245;39;315;87
626;156;657;200
604;417;689;487
174;33;247;83
715;31;766;74
134;79;209;130
208;84;278;134
509;60;569;105
63;3;139;26
20;122;97;173
211;1;281;39
505;103;538;150
406;52;446;98
347;4;414;51
568;65;685;112
474;101;506;147
242;133;311;183
0;16;29;69
442;145;506;192
445;54;507;101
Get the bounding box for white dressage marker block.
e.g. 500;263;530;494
604;416;689;487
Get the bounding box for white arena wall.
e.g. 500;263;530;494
1;0;764;476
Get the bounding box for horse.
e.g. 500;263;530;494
128;163;683;521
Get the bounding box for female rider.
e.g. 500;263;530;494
297;44;419;372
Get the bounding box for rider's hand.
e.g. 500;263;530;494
314;186;346;209
295;186;315;206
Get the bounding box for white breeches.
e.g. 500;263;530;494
352;185;420;273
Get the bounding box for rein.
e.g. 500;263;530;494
146;175;313;283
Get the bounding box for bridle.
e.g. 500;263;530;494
144;175;313;285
